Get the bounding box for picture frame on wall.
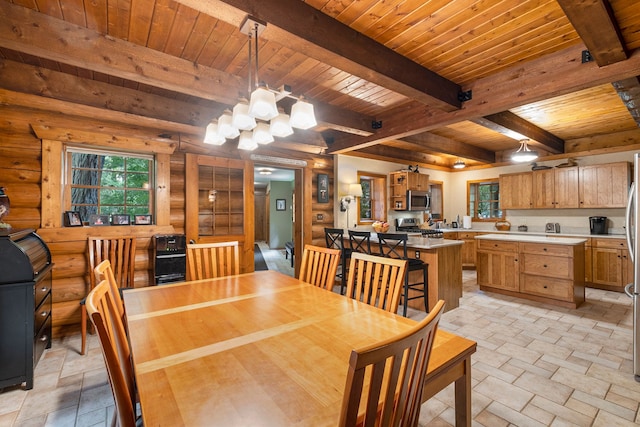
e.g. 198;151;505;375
111;214;131;225
134;214;152;225
63;211;82;227
276;199;286;211
88;214;110;226
317;174;329;203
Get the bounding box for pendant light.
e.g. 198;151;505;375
290;97;317;130
203;120;226;145
453;160;466;169
203;15;317;149
511;139;538;162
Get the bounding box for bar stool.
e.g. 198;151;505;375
376;233;429;317
324;227;351;294
348;230;371;254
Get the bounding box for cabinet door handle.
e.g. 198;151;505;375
543;285;548;289
39;335;48;342
543;264;547;268
41;287;49;292
543;248;548;251
40;311;49;317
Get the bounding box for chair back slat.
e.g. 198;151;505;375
88;236;136;289
346;252;407;313
299;244;341;291
187;241;240;280
339;300;446;427
94;259;125;320
86;280;137;427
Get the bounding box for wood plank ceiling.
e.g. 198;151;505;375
1;0;640;169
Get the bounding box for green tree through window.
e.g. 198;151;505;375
68;148;153;222
468;179;501;220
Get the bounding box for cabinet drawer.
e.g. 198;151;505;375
521;254;573;279
477;240;518;252
34;282;50;309
33;315;51;368
520;274;573;301
458;232;477;239
34;293;51;335
592;238;627;250
520;242;573;257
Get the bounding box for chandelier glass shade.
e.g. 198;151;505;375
203;16;317;150
511;139;538;162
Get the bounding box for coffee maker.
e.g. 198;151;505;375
589;216;608;235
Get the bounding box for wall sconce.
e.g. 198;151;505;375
208;190;217;202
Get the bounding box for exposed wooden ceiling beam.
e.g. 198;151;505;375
347;145;452;170
327;44;640;154
556;0;627;66
0;2;372;136
474;111;565;154
400;133;496;164
173;0;462;111
612;77;640;126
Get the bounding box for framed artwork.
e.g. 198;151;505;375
111;214;131;225
134;214;152;225
89;214;110;226
317;174;329;203
63;211;82;227
276;199;286;211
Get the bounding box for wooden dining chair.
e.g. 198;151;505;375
339;300;446;427
81;236;136;355
345;252;407;313
298;244;342;291
186;241;240;280
85;279;138;427
94;259;125;323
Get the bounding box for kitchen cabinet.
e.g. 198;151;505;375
590;238;632;292
579;162;630;208
476;239;519;292
477;235;585;309
519;242;583;307
389;171;429;210
532;167;579;208
499;172;532;209
458;231;482;268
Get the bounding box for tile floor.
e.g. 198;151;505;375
1;243;639;426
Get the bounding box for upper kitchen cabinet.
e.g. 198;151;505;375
579;162;631;209
389;171;429;210
499;172;532;209
532;167;579;209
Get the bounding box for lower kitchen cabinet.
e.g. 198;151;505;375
476;239;519;291
459;231;481;268
477;235;585;309
590;238;632;292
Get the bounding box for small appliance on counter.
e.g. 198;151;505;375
545;222;561;233
589;216;608;235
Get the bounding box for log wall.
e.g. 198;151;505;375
0;104;335;339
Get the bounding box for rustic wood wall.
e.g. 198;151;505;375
0;103;335;339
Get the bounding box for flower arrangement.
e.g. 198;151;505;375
372;220;390;233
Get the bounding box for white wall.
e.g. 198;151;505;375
336;150;635;234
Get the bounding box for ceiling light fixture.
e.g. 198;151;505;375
453;160;466;169
511;139;538;162
203;16;317;150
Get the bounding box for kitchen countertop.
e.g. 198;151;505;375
475;233;587;245
345;229;464;249
434;228;626;240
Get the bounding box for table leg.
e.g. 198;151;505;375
454;356;472;427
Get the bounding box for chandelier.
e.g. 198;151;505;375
204;16;317;149
511;139;538;162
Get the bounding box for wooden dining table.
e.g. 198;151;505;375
123;270;476;426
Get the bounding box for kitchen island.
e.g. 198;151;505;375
476;234;587;308
351;232;464;313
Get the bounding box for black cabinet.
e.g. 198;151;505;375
0;229;53;390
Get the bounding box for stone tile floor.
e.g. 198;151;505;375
1;243;638;426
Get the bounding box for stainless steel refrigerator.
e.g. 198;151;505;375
625;153;640;381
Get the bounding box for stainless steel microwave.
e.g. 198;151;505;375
407;190;430;211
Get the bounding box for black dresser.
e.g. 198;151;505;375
0;228;53;390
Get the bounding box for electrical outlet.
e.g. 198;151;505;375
317;214;323;220
415;251;420;259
